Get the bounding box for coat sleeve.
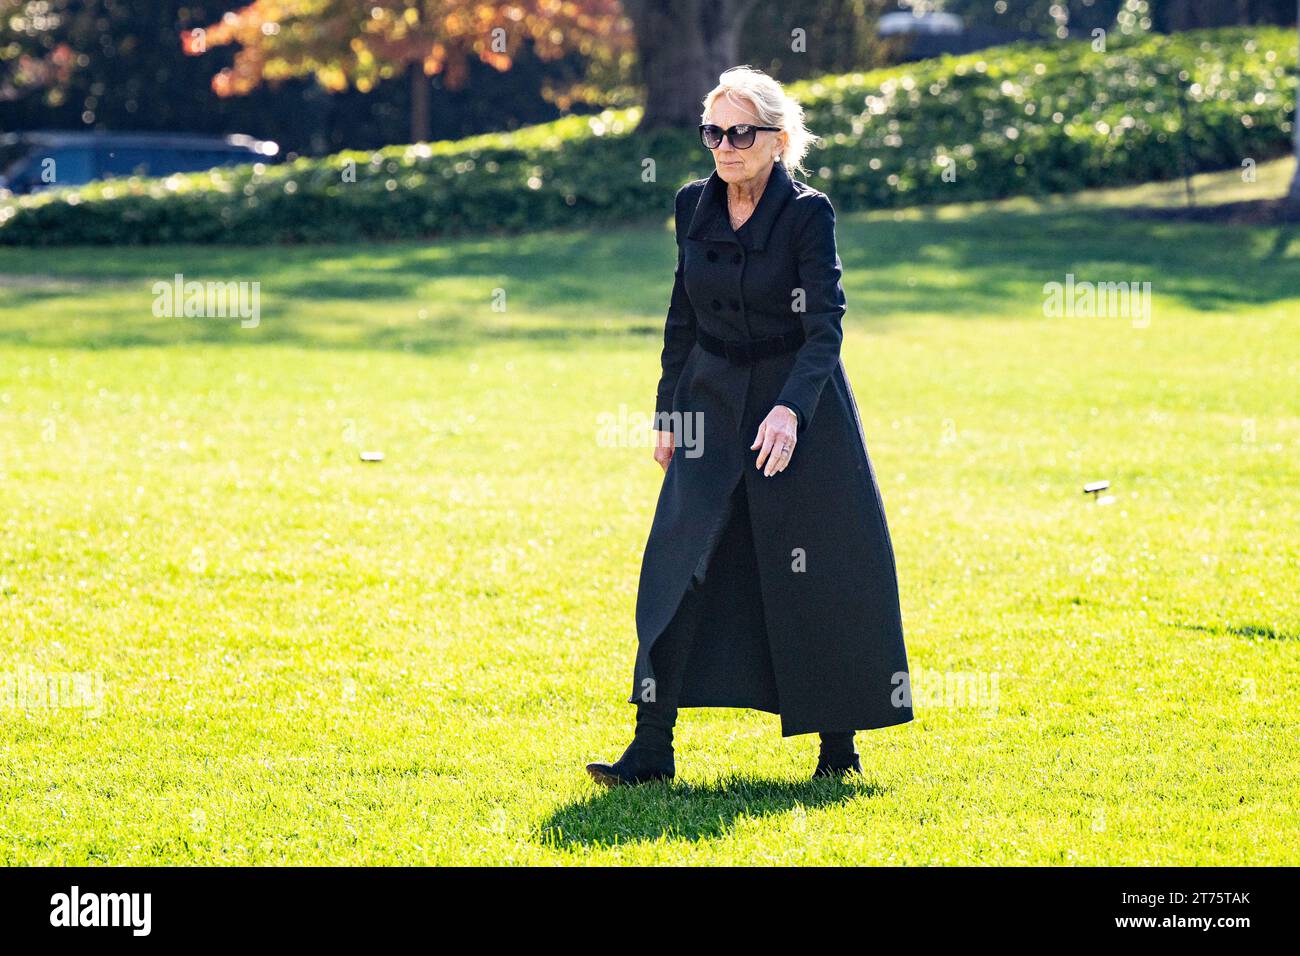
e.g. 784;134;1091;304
654;185;699;425
775;193;847;434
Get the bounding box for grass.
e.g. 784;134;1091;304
0;159;1297;865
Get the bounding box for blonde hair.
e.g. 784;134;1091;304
702;65;816;178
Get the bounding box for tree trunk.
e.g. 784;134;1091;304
410;63;431;143
1291;2;1300;202
625;0;759;131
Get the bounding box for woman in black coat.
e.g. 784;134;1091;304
588;66;912;786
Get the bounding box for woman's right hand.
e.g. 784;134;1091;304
653;429;675;472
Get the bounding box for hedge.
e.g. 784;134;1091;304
0;27;1293;246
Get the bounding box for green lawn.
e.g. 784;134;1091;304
0;160;1297;865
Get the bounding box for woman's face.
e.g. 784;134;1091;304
705;96;785;185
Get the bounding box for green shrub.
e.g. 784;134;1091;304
0;27;1293;246
797;27;1296;207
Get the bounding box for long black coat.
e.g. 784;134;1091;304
629;159;913;737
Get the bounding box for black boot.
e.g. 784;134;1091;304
586;738;675;786
586;704;677;786
813;731;862;779
591;567;707;787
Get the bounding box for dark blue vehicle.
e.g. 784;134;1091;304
0;131;279;195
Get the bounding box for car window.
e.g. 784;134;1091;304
2;142;264;191
98;147;161;177
23;148;98;188
96;146;257;179
174;150;243;173
208;150;252;169
0;143;31;176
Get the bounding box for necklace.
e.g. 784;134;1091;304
726;192;754;230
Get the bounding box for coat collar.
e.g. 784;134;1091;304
685;159;796;251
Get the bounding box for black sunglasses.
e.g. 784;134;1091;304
699;123;782;150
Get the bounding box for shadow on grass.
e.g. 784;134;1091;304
1;204;1297;354
536;773;883;849
1177;622;1297;641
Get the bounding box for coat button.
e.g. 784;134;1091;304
706;250;718;262
729;299;740;310
711;299;721;310
732;253;742;264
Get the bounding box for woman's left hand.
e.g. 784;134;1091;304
751;405;799;477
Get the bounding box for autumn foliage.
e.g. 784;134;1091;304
183;0;631;97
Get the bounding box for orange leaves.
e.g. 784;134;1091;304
184;0;631;97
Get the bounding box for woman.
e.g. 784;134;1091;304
587;66;912;786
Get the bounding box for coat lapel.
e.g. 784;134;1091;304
685;159;796;251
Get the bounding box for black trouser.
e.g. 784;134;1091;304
634;478;856;764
